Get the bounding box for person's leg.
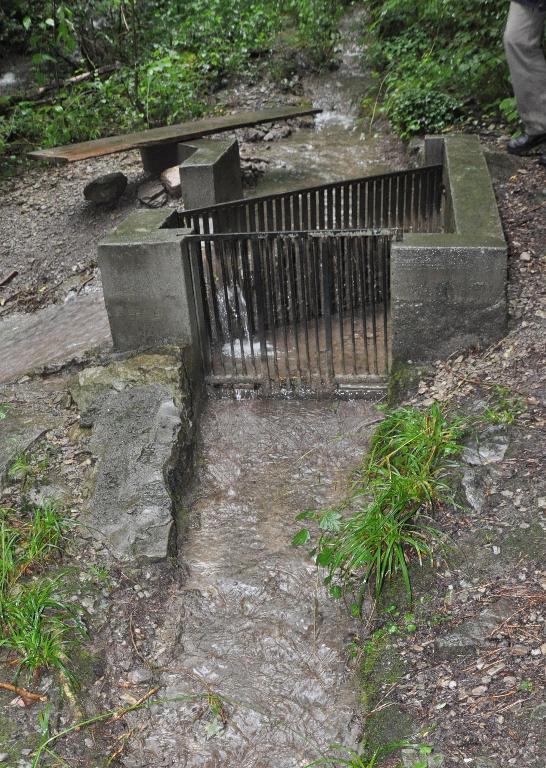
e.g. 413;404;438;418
504;2;546;144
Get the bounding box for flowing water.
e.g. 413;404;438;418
252;8;406;195
121;11;399;767
128;400;378;767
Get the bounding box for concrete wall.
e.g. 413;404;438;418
98;210;201;372
391;134;507;364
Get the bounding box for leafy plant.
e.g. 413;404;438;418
364;0;514;136
293;404;465;605
483;384;525;425
8;450;33;482
0;403;9;420
305;740;409;767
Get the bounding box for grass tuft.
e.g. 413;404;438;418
0;502;84;685
293;404;465;605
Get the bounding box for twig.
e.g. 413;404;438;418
0;270;18;288
0;681;47;703
109;687;159;722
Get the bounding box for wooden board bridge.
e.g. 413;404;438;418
28;106;321;164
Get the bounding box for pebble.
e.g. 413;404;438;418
512;645;529;656
471;685;487;696
519;252;532;261
0;755;8;763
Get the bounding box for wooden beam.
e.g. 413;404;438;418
28;106;321;164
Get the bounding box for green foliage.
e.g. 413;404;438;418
293;404;465;605
1;0;340;162
304;740;409;767
364;0;515;137
0;403;9;420
483;384;525;425
0;503;84;685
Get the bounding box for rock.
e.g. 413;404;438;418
160;166;181;198
0;755;8;763
471;685;487;696
435;599;516;657
0;411;55;490
462;468;487;513
83;172;127;205
128;666;154;684
519;252;531;262
401;748;444;768
82;384;182;562
462;425;509;466
69;350;181;412
263;125;291;142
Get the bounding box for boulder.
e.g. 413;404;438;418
84;172;127;205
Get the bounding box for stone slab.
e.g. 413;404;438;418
83;383;181;562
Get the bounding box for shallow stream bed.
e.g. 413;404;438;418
123;398;378;766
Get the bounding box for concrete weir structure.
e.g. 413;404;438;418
98;133;508;391
391;134;507;363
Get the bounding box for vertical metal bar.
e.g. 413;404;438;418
382;235;390;373
309;190;317;230
369;235;379;374
335;233;346;376
356;236;370;374
404;171;413;231
218;238;237;375
326;187;333;229
310;235;323;382
299;235;313;385
238;237;257;376
293;194;301;230
302;192;309;231
188;238;214;376
347;236;357;375
318;188;326;229
343;182;350;228
322;237;335;384
287;236;303;386
251;237;270;387
278;235;292;385
283;194;291;232
264;235;281;384
228;238;248;375
275;197;283;232
334;184;341;229
351;182;358;228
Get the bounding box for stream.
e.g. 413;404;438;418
121;9;400;767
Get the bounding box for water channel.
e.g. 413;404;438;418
123;9;403;766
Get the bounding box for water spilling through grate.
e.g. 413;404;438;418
185;229;395;395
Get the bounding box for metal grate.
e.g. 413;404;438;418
185;230;395;395
180;165;443;237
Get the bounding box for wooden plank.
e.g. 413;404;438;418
28;106;321;164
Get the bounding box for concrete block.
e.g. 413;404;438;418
391;135;507;364
98;210;199;359
178;138;243;209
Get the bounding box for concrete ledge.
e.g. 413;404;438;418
98;209;199;357
392;135;507;363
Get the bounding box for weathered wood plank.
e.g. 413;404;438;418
28;106;321;164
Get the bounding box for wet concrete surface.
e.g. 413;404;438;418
125;398;378;767
0;292;111;383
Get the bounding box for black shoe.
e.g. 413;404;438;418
507;133;546;156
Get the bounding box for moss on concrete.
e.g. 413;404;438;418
360;626;412;758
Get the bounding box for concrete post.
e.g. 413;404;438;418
98;211;200;365
178;138;243;209
391;135;507;364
